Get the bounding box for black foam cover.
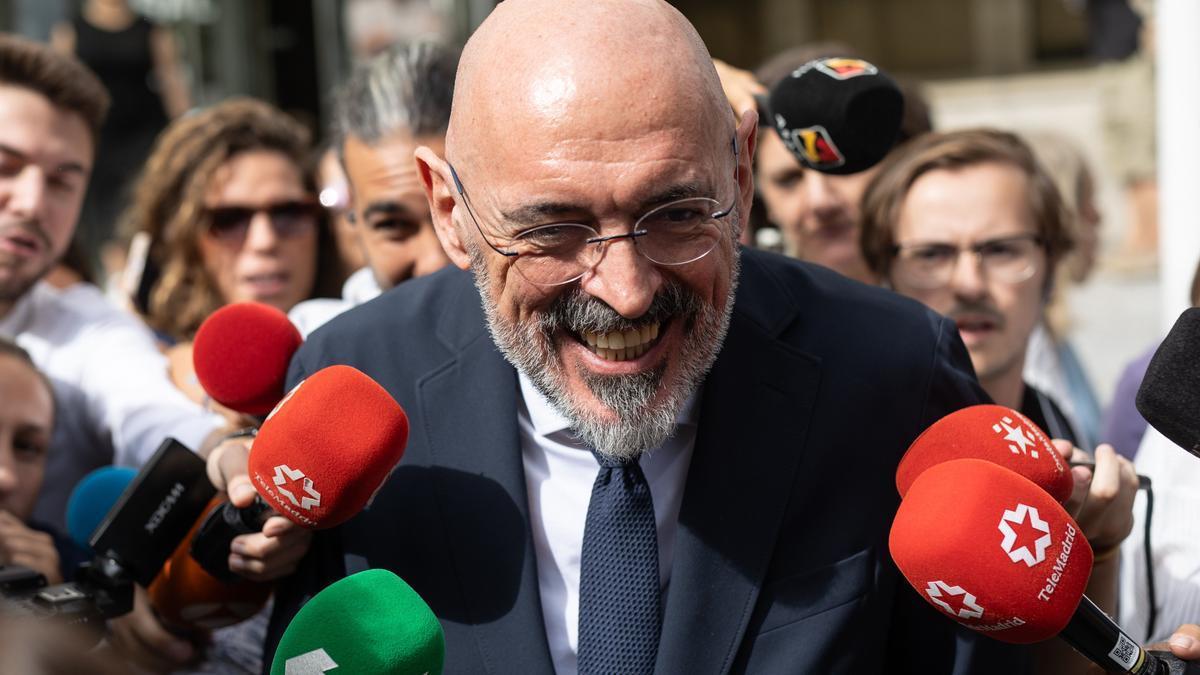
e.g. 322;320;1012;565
1136;307;1200;456
767;56;904;175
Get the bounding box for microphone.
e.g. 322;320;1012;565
765;56;904;175
193;302;303;417
65;467;137;553
890;458;1194;674
1136;307;1200;457
190;365;409;582
270;569;443;675
147;496;271;630
896;404;1074;503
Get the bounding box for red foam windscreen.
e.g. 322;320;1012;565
248;365;408;529
889;459;1093;644
193;302;303;417
148;496;272;630
896;405;1072;504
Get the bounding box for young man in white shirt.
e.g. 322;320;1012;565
0;35;224;529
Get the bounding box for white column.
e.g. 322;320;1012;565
1157;0;1200;330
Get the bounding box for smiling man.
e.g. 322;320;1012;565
237;1;1033;672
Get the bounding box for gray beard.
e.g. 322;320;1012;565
469;245;740;464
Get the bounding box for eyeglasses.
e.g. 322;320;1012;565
204;200;319;245
447;137;740;287
891;233;1044;290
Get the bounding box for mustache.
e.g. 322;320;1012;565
0;219;50;251
537;282;701;336
945;302;1006;328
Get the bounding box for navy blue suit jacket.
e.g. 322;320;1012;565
266;248;1031;674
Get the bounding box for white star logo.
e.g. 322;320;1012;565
925;580;985;620
998;503;1051;566
272;464;321;510
992;415;1039;458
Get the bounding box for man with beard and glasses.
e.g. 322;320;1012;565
0;34;230;537
210;2;1025;673
860;128;1140;673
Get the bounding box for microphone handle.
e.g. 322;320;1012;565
1060;596;1200;674
188;497;272;583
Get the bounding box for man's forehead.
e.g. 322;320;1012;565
0;85;92;169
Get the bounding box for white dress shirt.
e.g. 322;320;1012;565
0;281;222;528
517;371;698;675
1119;428;1200;643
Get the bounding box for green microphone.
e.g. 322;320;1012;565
271;569;444;675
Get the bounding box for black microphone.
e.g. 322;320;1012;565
764;56;903;175
1136;307;1200;457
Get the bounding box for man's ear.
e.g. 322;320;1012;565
415;146;472;270
735;108;758;214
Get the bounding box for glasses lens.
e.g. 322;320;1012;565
510;223;595;286
979;237;1039;284
207;207;254;241
266;201;317;237
636;197;723;266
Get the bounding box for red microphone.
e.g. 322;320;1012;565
890;459;1185;674
193;302;303;417
190;365;409;581
895;405;1073;503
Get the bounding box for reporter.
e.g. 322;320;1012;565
0;338;80;585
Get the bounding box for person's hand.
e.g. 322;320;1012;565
229;515;312;582
106;585;203;672
1054;440;1138;555
0;510;62;584
713;58;765;119
1165;624;1200;661
206;435;313;582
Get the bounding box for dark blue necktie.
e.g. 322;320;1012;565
577;452;662;674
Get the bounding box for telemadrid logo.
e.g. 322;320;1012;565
992;415;1040;459
925;580;985;620
998;503;1051;566
273;464;322;511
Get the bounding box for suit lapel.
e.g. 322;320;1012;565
656;256;822;673
417;278;555;674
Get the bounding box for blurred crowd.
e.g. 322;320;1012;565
2;0;1197;673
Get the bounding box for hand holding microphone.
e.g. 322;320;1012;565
897;404;1139;559
197;364;409;582
891;459;1197;674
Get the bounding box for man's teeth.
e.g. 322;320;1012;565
581;323;661;361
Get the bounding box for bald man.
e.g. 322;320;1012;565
216;1;1029;671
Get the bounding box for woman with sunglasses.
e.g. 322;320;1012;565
124;97;336;413
116;97;334;673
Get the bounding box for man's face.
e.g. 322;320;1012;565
756;129;877;284
889;162;1046;387
0;85;92;308
445;114;747;461
343;132;450;290
0;355;53;521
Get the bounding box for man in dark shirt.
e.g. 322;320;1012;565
859;127;1139;673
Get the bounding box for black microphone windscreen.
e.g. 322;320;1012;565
767;57;903;175
1136;307;1200;456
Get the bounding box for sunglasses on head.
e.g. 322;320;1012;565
205;200;319;243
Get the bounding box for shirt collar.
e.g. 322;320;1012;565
517;369;701;440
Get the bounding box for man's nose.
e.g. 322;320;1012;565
948;250;988;301
804;173;842;218
578;237;662;319
5;166;47;219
